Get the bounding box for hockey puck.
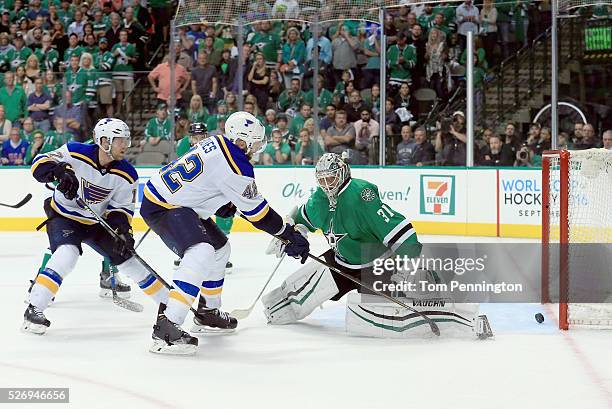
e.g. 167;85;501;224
535;313;544;323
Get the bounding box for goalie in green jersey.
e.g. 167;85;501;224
263;153;492;338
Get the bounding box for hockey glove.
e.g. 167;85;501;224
215;202;237;218
53;163;79;200
277;223;310;264
113;224;135;259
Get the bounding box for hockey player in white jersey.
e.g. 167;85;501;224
138;111;310;354
24;118;142;334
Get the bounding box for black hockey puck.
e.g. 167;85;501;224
535;313;544;323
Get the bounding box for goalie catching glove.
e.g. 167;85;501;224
270;224;310;263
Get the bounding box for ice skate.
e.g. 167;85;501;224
191;297;237;333
150;304;198;355
99;264;131;299
21;304;50;335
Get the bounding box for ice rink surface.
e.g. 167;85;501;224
1;231;611;409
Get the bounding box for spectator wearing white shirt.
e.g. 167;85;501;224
353;108;379;164
455;0;480;54
272;0;300;19
480;0;498;66
68;10;86;41
0;105;12;143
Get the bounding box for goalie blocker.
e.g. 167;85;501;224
262;250;493;339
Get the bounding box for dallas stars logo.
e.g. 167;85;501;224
324;219;346;253
361;188;375;202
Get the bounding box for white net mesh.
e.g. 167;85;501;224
544;149;612;329
174;0;383;26
558;0;612;13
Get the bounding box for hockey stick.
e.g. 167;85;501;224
134;228;151;250
306;253;441;336
0;193;32;208
75;198;200;316
230;254;286;320
109;265;144;312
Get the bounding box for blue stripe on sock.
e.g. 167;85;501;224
173;280;200;297
40;268;63;286
138;274;156;289
202;278;225;289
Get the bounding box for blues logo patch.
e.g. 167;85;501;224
82;179;112;204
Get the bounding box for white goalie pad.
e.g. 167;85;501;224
262;261;339;324
346;293;487;339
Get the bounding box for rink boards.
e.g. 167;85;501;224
0;166;543;238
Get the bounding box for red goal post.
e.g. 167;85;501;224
542;149;612;330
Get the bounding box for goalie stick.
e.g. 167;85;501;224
306;253;441;336
0;193;32;208
75;198;200;316
230;254;286;320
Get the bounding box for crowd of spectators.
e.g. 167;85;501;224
0;0;609;167
0;0;171;164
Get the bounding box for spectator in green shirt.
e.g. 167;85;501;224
262;128;291;165
277;77;306;114
187;94;209;124
294;127;324;165
206;101;230;132
280;27;306;89
288;103;312;138
247;20;281;69
0;71;27;124
263;109;277;136
304;74;333;111
25;129;55;165
111;29;138;116
143;104;172;148
387;31;417;90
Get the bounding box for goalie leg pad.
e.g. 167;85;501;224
346;293;484;338
262;261;339;324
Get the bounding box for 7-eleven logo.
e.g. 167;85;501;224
420;175;456;215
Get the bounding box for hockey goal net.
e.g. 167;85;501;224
542;149;612;330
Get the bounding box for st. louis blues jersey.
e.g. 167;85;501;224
145;135;284;235
31;142;138;226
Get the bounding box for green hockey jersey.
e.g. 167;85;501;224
294;178;421;268
35;47;59;71
387;44;417;82
64;67;90;105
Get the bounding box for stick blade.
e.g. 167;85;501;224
16;193;33;207
0;193;33;208
114;297;144;312
229;309;251;320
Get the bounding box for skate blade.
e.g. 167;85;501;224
149;339;197;355
225;267;232;275
99;289;131;299
190;324;236;334
21;321;48;335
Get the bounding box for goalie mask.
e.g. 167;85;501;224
225;111;267;154
315;153;351;202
